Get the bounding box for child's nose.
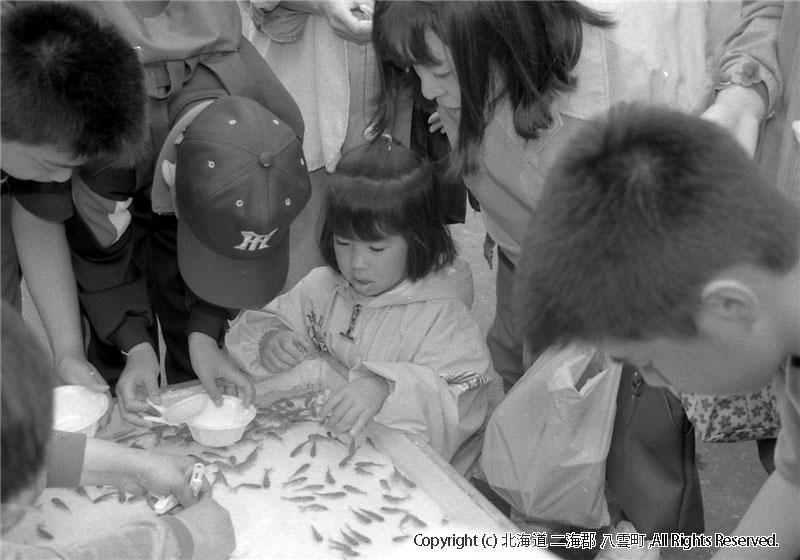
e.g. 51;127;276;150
350;248;369;270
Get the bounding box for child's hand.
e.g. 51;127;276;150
189;332;255;408
123;449;199;507
79;439;199;507
320;375;390;436
117;343;161;428
259;330;312;373
55;354;110;393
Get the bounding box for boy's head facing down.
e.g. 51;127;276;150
319;136;455;296
1;2;147;181
518;103;800;396
1;301;54;530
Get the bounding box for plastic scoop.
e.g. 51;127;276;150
141;395;207;427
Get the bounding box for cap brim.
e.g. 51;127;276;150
177;218;289;310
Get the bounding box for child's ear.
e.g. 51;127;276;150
698;279;759;329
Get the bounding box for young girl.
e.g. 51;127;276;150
225;136;499;473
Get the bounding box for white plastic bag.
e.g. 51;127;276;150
480;343;621;528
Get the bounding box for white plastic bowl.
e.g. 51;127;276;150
172;394;255;447
52;385;110;437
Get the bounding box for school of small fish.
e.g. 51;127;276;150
21;387;447;557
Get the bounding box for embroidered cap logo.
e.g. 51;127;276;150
234;229;278;251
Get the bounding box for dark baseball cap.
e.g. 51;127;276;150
173;95;310;309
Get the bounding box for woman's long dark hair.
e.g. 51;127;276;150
372;1;613;179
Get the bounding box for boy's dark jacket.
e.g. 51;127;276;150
9;2;304;353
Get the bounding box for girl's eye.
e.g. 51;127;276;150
369;246;386;253
334;238;350;246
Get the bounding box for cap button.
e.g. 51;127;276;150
258;152;273;167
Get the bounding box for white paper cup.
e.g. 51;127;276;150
52;385;110;437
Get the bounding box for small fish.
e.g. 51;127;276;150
290;441;307;458
92;491;118;504
311;525;324;542
74;487;91;501
151;425;166;446
310;440;317;458
349;507;372;525
262;468;272;489
202;450;229;460
188;454;210;466
346;525;372;544
237;447;259;469
114;431;143;444
392;467;417;489
365;436;377;449
342;484;366;495
229;455;238;466
355;461;383;469
215;471;231;488
129;441;146;450
325;468;335;485
354;466;372;476
380;507;407;515
282;495;316;503
359;507;384;522
392;535;411;543
315;491;347;499
328;539;359;557
259;431;283;443
382;493;410;504
400;512;427;529
296;484;325;492
340;530;359;547
288;462;311;479
37;523;54;540
213;460;235;472
339;438;357;467
282;476;308;488
379;479;391;491
231;483;263;493
300;504;329;513
51;497;71;513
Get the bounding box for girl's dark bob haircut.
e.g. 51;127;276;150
319;136;456;282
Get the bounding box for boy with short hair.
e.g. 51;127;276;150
0;300;235;559
517;102;800;558
1;1;148;391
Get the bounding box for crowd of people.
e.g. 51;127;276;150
1;1;798;559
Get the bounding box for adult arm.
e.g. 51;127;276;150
250;0;373;45
4;498;234;560
702;1;782;155
10;199;106;392
712;471;800;559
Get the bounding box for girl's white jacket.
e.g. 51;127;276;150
225;259;501;473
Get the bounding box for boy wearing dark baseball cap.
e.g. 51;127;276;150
115;94;311;423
